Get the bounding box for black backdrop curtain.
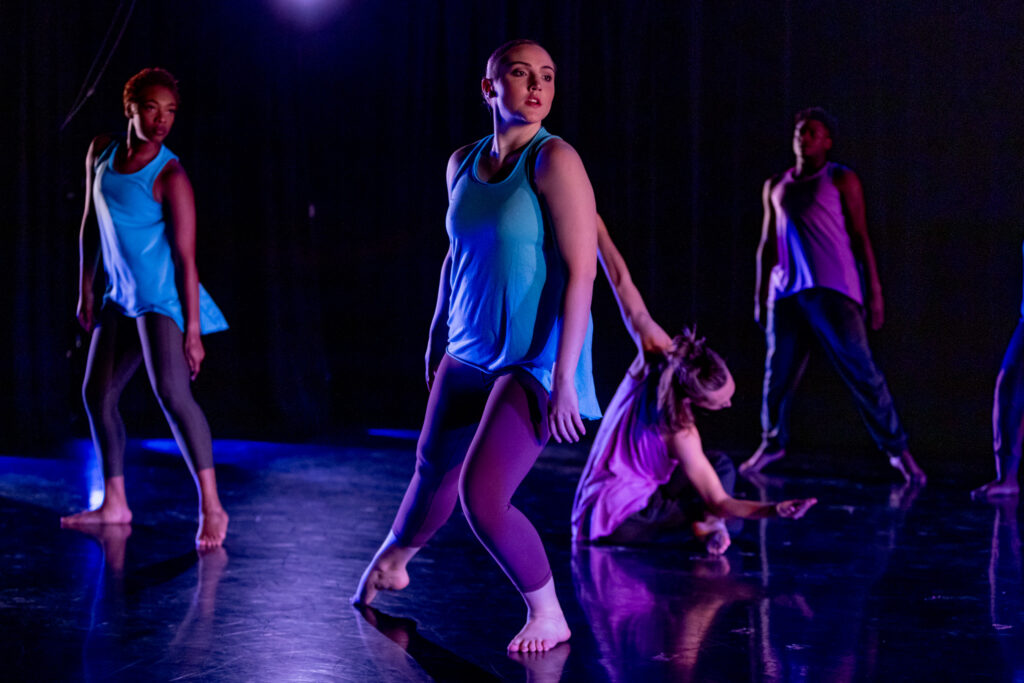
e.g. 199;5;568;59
4;0;1023;469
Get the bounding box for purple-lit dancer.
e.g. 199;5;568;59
61;68;229;550
744;107;926;484
573;329;817;554
973;242;1024;498
352;40;600;652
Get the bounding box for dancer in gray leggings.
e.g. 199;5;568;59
61;67;228;550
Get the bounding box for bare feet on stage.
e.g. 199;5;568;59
60;503;133;527
888;449;927;485
196;507;229;551
508;578;572;653
351;531;419;606
972;478;1020;499
60;475;133;527
693;516;731;555
508;613;572;653
739;443;786;476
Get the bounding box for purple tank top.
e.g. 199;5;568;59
769;161;863;305
571;369;676;542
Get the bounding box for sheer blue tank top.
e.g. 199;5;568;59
445;128;600;419
93;141;227;334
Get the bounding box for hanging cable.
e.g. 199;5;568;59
59;0;138;132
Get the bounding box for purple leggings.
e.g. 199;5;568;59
392;354;553;594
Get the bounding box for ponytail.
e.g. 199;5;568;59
650;328;729;432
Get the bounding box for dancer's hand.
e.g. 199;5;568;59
424;345;444;392
184;331;205;380
548;377;584;443
774;498;817;519
636;315;673;354
77;292;95;332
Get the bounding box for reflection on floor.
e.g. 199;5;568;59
1;437;1022;681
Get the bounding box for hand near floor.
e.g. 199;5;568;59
774;498;817;519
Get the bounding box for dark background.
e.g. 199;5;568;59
4;0;1022;477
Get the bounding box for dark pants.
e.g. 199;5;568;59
391;354;553;594
761;288;908;455
83;305;214;479
994;319;1024;479
601;451;738;544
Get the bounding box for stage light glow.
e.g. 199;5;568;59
69;440;106;509
268;0;348;29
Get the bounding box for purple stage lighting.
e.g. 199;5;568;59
269;0;347;29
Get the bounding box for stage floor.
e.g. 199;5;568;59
1;437;1022;682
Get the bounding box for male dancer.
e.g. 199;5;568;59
743;107;926;484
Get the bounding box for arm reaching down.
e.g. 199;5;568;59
668;427;817;520
754;177;778;328
77;135;113;332
160;160;204;379
835;167;884;330
596;214;672;356
534;139;598;443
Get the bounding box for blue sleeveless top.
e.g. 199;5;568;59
93;141;227;334
445;128;600;419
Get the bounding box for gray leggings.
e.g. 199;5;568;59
82;306;213;479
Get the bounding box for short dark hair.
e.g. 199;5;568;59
794;106;837;139
123;67;179;110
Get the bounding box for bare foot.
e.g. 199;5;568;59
507;613;571;653
888;450;926;485
739;443;785;476
693;517;731;555
196;508;229;551
972;478;1020;499
507;642;571;683
351;536;417;606
60;503;132;527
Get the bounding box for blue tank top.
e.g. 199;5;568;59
93;140;227;334
445;128;600;419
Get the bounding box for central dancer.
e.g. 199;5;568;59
352;39;599;652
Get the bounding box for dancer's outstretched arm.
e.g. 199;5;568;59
596;213;672;356
668;427;817;519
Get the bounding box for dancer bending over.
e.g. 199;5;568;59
973;241;1024;498
352;40;599;652
572;330;817;553
745;106;926;484
62;68;229;550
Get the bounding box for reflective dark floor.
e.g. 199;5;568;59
2;437;1023;681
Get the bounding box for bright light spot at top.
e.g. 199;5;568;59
269;0;348;30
